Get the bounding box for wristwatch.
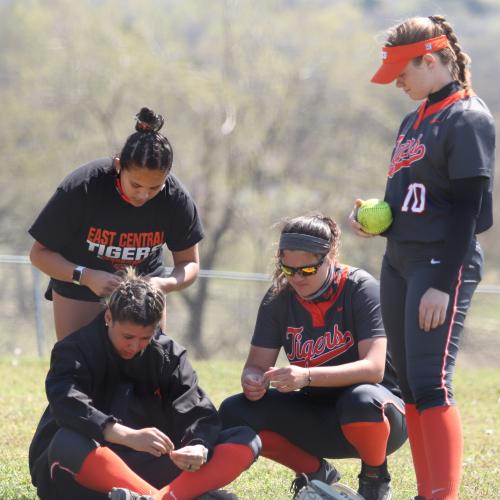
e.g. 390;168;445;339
72;266;86;285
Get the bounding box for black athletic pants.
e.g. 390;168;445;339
380;238;483;410
219;383;407;459
46;426;259;500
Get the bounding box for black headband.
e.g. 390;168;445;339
279;233;330;253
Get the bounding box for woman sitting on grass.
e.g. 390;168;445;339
219;214;407;500
29;268;260;500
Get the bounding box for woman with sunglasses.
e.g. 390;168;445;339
351;16;495;500
29;268;260;500
29;107;203;340
219;214;406;500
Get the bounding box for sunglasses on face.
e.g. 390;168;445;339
279;256;326;277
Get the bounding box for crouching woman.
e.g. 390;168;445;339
219;214;407;500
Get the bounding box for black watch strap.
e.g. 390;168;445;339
72;266;86;285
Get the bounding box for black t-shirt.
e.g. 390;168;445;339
252;265;401;397
29;158;204;301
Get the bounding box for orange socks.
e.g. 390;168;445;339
341;418;390;466
420;405;463;500
71;441;255;499
405;404;463;499
155;443;254;500
258;430;320;474
74;447;157;495
406;404;432;498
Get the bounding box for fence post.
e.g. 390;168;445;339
31;267;45;357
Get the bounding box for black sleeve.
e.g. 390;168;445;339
432;177;485;292
164;181;204;252
447;108;495;180
29;185;85;252
251;289;285;349
164;348;221;451
351;272;385;342
45;340;117;441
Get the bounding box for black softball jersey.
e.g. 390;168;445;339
252;265;401;398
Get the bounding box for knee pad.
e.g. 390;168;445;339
408;368;454;410
217;426;262;459
336;385;383;423
48;428;99;476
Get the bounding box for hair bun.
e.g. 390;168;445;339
135;107;165;133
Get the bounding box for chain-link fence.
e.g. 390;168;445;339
0;256;271;359
0;256;498;365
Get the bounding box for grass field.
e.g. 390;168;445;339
0;357;498;499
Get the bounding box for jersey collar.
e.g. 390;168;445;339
412;87;475;130
427;80;461;104
115;176;134;205
296;265;349;328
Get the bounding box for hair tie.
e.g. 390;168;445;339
136;119;153;132
135;111;164;133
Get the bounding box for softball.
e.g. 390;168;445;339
356;198;393;235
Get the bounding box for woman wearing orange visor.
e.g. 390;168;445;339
350;15;495;500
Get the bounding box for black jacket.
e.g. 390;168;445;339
29;313;221;497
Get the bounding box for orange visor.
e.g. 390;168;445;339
371;35;449;84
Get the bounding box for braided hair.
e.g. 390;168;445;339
272;214;341;294
106;268;165;326
119;107;174;173
384;16;471;89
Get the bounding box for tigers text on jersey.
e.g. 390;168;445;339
252;265;400;397
384;86;495;242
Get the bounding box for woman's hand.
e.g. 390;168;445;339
170;444;208;472
29;241;122;297
104;423;174;457
125;427;174;457
242;371;269;401
349;199;375;239
419;287;450;332
241;346;279;400
264;365;309;392
80;269;123;297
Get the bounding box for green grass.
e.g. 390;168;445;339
1;357;499;499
